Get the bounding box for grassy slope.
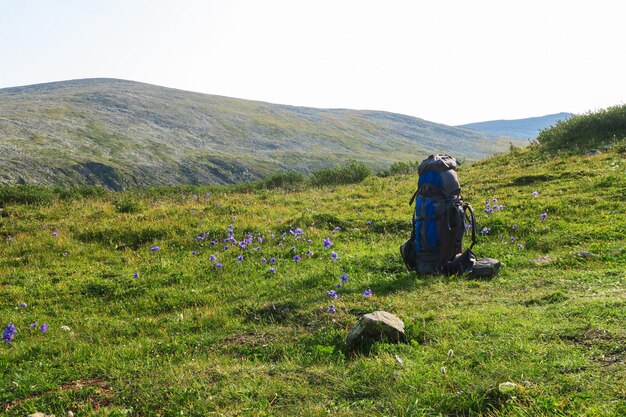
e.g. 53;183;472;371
0;143;625;416
0;79;518;189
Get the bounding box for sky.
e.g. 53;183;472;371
1;0;624;125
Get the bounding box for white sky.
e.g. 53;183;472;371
1;0;624;125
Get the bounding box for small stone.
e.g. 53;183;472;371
531;256;553;265
573;251;598;258
28;413;55;417
346;311;405;347
498;381;519;393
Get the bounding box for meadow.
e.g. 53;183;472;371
1;139;625;416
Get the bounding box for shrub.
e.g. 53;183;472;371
537;104;626;151
54;185;109;201
0;185;54;207
113;196;143;213
309;161;371;186
378;161;420;177
263;171;305;190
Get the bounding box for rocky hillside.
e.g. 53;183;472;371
0;78;520;189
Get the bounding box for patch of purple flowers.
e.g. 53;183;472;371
331;252;339;260
363;288;373;297
3;323;17;344
323;237;333;249
150;246;160;251
40;324;49;333
327;290;339;299
327;305;337;313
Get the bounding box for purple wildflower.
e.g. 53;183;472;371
150;246;160;251
209;255;216;261
196;236;204;241
512;224;518;230
40;324;49;333
293;255;301;262
327;305;337;313
366;221;373;225
133;272;139;279
278;242;283;248
237;255;244;262
192;251;197;255
210;241;216;246
307;239;312;244
3;323;17;344
30;322;37;328
363;288;373;297
215;262;223;269
340;273;349;284
269;267;276;273
323;238;333;249
257;237;263;244
306;249;313;255
261;258;267;263
294;228;304;235
327;290;339;299
231;216;236;222
517;243;524;249
224;245;229;251
331;252;339;260
541;213;548;221
51;232;59;237
532;191;539;197
480;227;489;235
510;237;515;243
269;257;276;264
19;302;27;308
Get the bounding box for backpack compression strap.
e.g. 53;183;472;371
463;202;477;249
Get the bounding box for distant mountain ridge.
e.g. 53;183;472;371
457;112;573;140
0;78;522;189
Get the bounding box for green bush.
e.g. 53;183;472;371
54;185;109;201
537;104;626;151
0;185;54;207
309;161;371;186
263;171;305;190
114;196;143;213
378;161;420;177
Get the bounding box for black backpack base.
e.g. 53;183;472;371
401;244;500;279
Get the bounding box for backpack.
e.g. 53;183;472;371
400;154;477;275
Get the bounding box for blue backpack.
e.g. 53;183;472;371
400;154;477;274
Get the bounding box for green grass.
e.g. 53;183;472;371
1;142;625;416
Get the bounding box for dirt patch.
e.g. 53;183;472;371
562;328;625;367
3;377;113;412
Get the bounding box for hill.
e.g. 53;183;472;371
0;127;624;414
0;78;519;190
458;112;573;140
